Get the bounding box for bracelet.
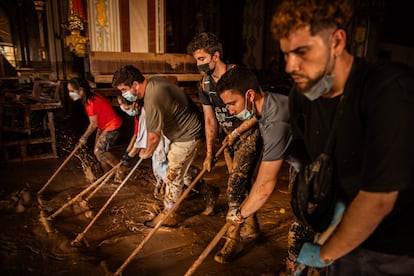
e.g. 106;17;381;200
236;207;245;220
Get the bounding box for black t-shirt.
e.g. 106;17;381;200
290;58;414;256
198;64;241;133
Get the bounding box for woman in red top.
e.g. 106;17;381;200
67;78;123;172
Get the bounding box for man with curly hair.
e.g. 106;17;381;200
267;0;414;274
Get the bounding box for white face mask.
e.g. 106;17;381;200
69;92;81;101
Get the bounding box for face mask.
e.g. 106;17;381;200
120;105;138;117
301;75;335;101
122;90;137;102
301;50;336;101
69;92;81;101
197;62;214;75
125;108;138;117
235;92;255;121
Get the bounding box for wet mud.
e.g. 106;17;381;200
0;143;294;276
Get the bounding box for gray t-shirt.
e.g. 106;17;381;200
144;77;203;142
258;92;291;161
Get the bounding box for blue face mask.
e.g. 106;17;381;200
235;108;253;121
302;74;335;101
122;90;137;102
125;108;138;117
120;105;138;117
235;92;254;121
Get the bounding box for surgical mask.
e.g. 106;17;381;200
120;105;138;117
125;108;138;117
69;92;81;101
301;74;335;101
197;62;214;75
122;90;137;102
301;51;336;101
235;92;255;121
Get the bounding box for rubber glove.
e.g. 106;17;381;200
121;153;132;166
297;201;346;267
203;152;213;172
297;242;332;268
226;207;245;224
330;201;346;226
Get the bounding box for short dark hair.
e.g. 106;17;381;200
216;66;261;96
112;65;145;88
186;32;223;57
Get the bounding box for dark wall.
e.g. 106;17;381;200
166;0;245;65
382;0;413;47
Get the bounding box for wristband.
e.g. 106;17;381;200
236;207;245;220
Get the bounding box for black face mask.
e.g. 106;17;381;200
197;63;214;75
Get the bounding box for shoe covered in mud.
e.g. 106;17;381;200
214;223;243;264
114;164;129;184
144;209;178;228
241;213;260;241
201;183;219;216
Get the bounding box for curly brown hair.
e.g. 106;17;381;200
186;32;223;57
271;0;353;40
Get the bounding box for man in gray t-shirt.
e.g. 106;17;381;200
217;66;292;224
112;65;203;228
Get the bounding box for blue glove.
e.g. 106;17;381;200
297;242;333;268
331;201;346;227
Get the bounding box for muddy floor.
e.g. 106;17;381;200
0;140;294;276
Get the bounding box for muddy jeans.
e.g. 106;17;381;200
163;139;201;208
94;129;120;171
227;126;262;208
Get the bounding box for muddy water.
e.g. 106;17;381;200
0;151;294;275
0;193;102;275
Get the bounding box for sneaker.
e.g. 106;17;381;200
214;223;243;264
144;209;178;228
214;237;243;264
241;214;260;241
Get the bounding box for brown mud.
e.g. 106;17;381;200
0;143;294;276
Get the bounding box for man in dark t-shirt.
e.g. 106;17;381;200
187;32;263;264
271;0;414;274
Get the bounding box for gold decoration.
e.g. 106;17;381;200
65;29;88;57
63;0;88;57
96;0;107;27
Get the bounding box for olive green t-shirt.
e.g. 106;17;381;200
144;77;203;142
